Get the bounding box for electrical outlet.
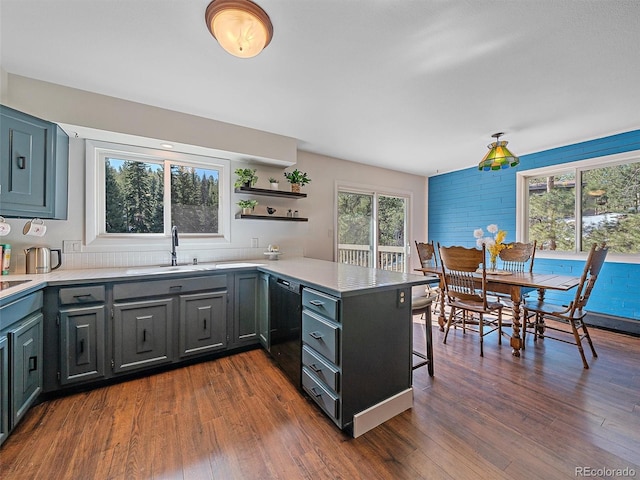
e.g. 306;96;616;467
63;240;82;253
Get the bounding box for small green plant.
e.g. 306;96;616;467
268;177;279;183
234;168;258;188
237;199;258;209
283;169;311;186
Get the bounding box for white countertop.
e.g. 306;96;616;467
0;257;435;302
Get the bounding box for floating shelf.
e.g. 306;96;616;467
235;213;308;221
234;186;307;198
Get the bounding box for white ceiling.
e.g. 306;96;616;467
1;0;639;176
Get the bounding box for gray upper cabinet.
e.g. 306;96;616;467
0;105;69;219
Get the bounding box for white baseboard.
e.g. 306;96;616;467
352;388;413;438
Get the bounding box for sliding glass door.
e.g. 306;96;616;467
337;189;408;272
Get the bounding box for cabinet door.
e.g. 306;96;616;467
113;298;173;373
234;273;259;346
59;305;106;385
0;336;8;446
0;106;68;219
179;292;227;357
9;313;43;428
258;273;270;350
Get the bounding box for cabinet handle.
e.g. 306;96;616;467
17;156;26;169
309;300;324;307
310;387;323;398
79;339;84;354
28;355;38;372
309;363;321;372
203;318;207;330
143;329;147;342
309;331;323;340
169;285;183;290
73;294;93;301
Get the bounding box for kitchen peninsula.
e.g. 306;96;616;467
0;257;431;442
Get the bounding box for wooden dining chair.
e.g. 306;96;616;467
415;240;441;314
493;241;537;318
522;242;608;369
438;243;504;356
499;240;537;273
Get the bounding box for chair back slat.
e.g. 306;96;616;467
499;240;536;273
569;242;608;315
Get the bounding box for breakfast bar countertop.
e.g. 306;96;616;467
0;256;435;303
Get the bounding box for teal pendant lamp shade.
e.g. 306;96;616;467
478;133;520;171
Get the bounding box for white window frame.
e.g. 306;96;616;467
516;150;640;264
85;139;231;252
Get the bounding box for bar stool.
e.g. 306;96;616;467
412;293;435;376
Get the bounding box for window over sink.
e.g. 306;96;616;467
86;140;230;250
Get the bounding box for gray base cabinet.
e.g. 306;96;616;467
179;291;227;357
59;305;106;384
300;285;412;433
9;312;43;428
233;272;260;347
0;336;8;446
113;298;173;373
0;291;43;446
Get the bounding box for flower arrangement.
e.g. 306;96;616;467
474;224;510;270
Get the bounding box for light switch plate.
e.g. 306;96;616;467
63;240;82;253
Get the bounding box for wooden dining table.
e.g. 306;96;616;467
416;266;581;356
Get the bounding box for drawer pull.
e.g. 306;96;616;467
28;355;38;372
308;331;323;340
169;285;183;290
17;156;26;169
309;300;324;307
309;363;321;372
310;387;323;398
73;294;93;300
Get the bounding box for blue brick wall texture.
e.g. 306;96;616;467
428;130;640;320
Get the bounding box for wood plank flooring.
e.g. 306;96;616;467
1;317;639;479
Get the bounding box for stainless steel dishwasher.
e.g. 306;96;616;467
269;276;302;389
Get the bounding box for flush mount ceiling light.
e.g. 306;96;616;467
205;0;273;58
478;132;520;171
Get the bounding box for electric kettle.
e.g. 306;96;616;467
24;246;62;274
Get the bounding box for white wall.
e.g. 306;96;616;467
1;74;427;273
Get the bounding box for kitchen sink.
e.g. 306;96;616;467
125;262;263;275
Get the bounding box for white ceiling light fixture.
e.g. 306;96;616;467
205;0;273;58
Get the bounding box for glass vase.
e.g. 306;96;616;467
490;256;497;272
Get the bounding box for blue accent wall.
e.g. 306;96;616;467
428;130;640;320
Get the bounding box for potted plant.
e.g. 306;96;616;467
268;177;280;190
283;169;311;193
234;168;258;189
237;199;258;215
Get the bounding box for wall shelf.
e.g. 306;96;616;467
235;213;308;221
234;186;307;198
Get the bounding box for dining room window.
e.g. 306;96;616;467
518;151;640;256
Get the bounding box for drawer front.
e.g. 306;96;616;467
302;345;339;393
59;285;105;305
302;288;339;322
302;367;339;422
113;275;227;301
0;291;43;331
302;310;339;364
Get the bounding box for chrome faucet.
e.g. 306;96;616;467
170;225;179;266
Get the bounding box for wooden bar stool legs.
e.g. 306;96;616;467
412;296;434;376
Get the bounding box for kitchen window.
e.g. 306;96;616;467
517;151;640;258
86;140;230;249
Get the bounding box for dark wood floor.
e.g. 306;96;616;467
2;316;639;480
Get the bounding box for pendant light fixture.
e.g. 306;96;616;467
478;132;520;171
205;0;273;58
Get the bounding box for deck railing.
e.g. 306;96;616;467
338;244;406;272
